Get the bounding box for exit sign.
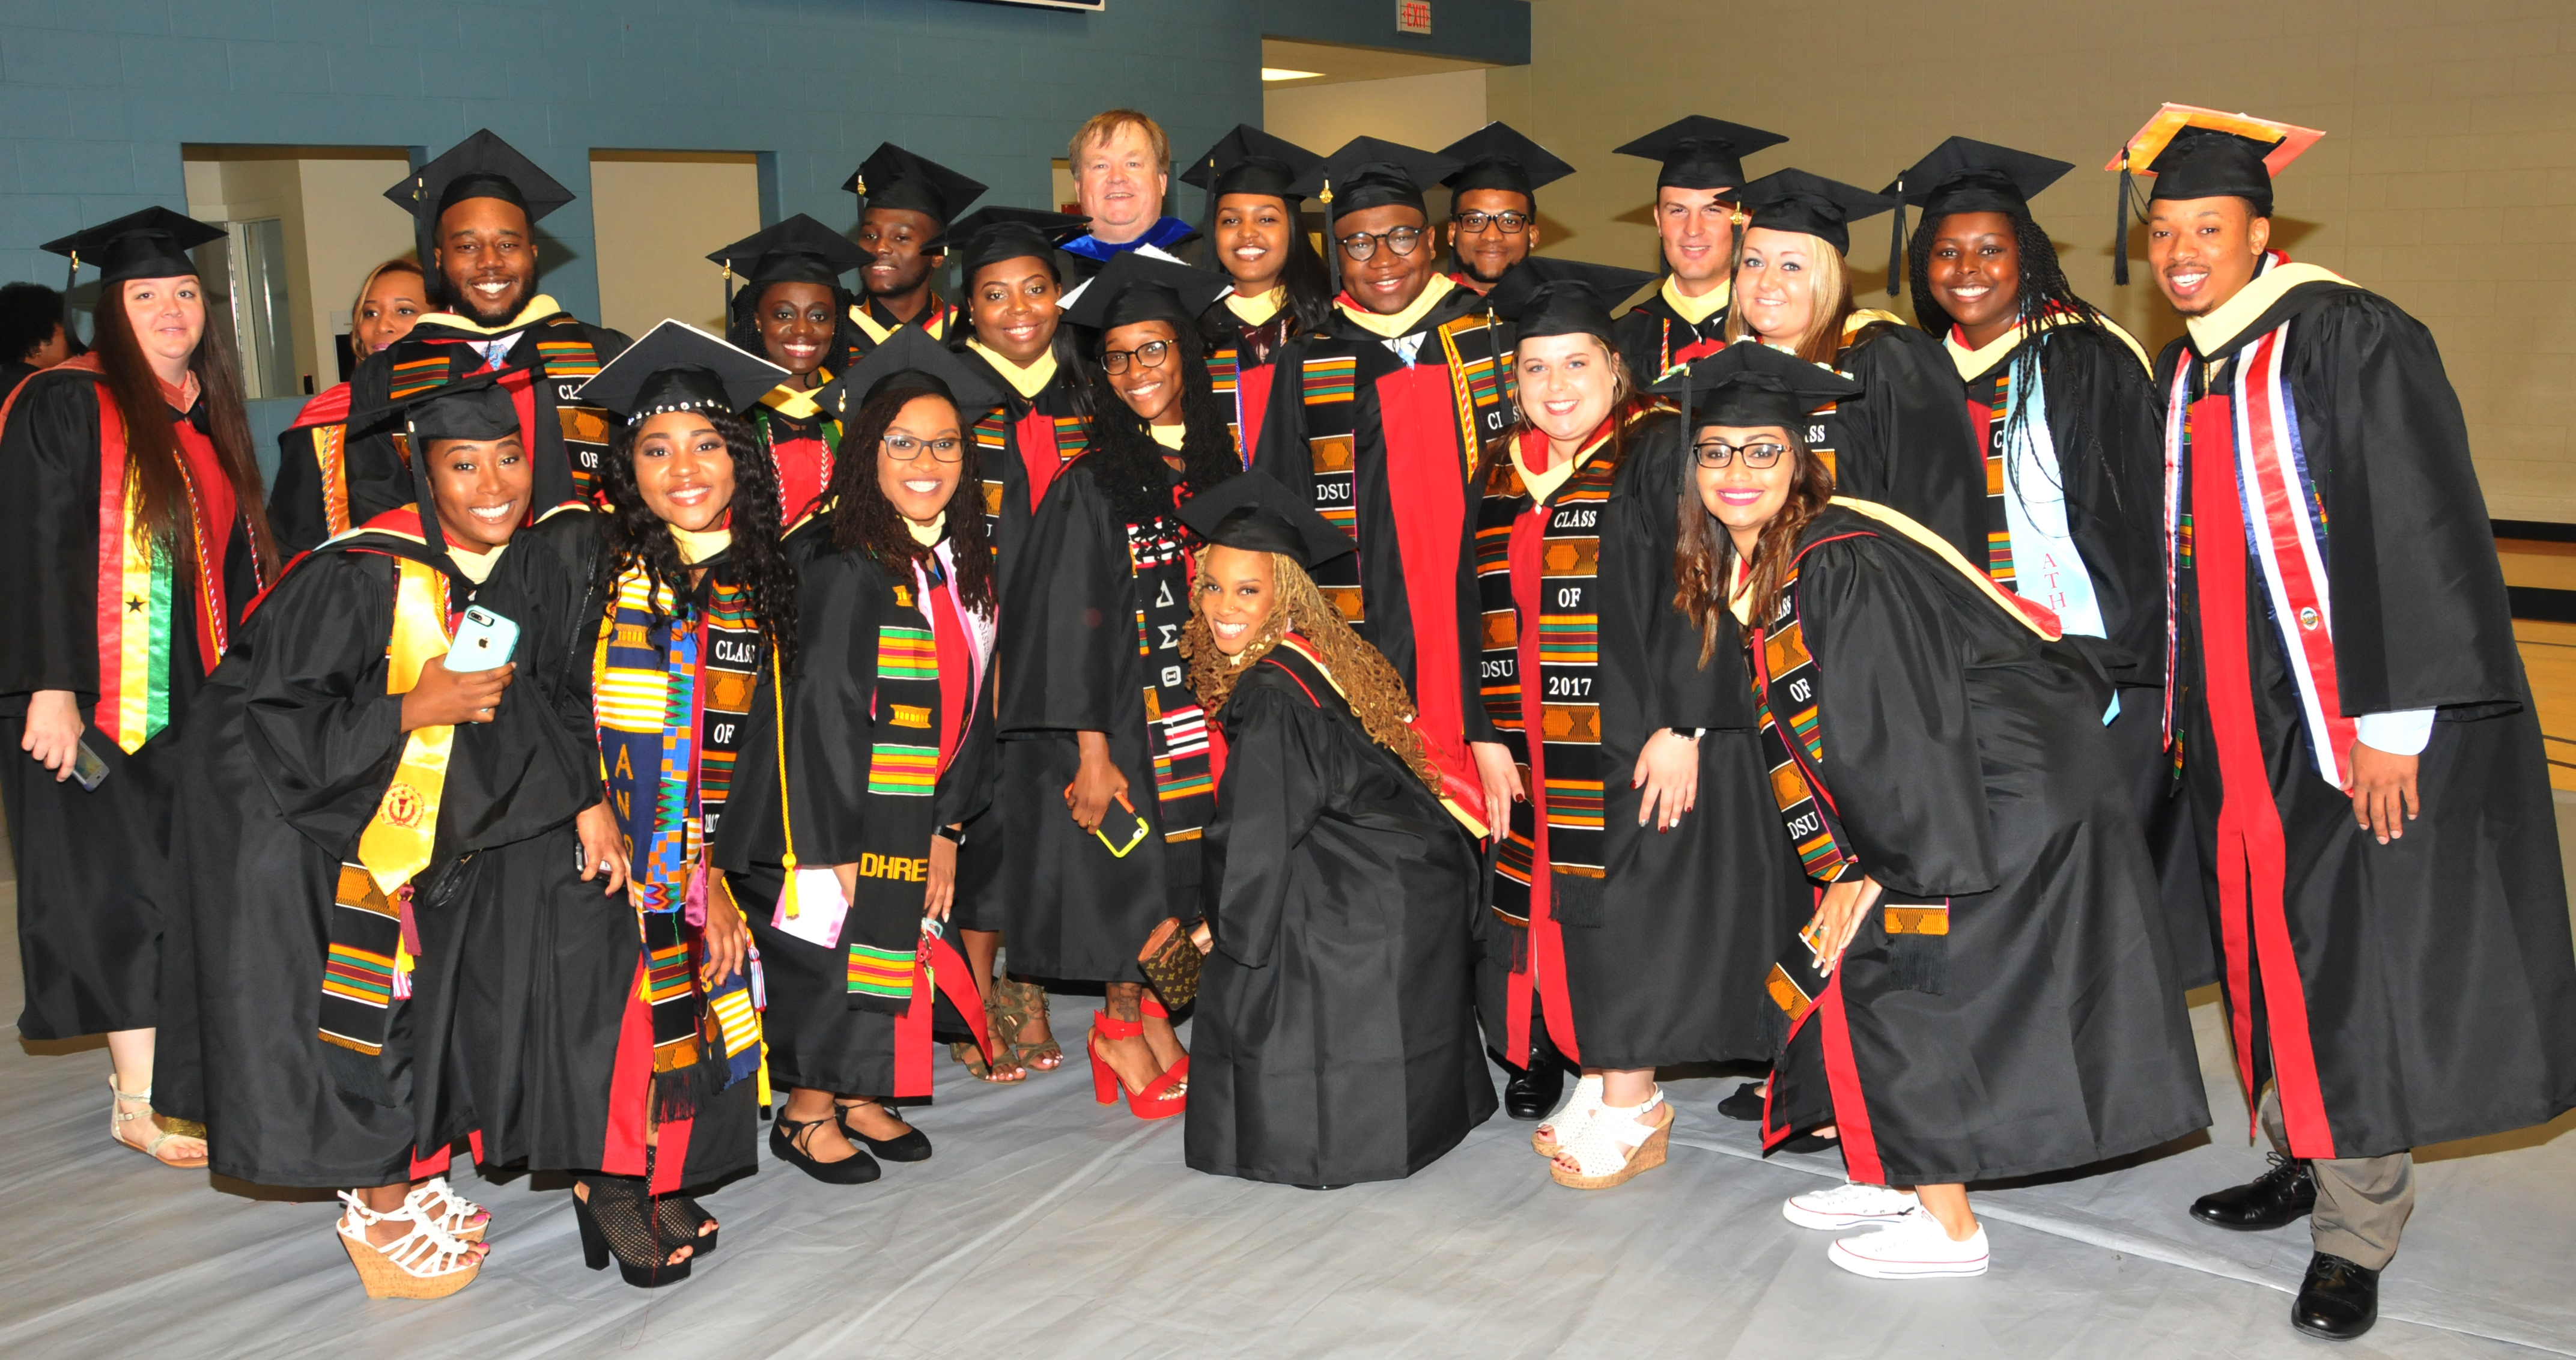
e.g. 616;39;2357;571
1397;1;1431;35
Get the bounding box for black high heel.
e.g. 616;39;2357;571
769;1113;882;1184
572;1175;694;1288
654;1192;719;1257
837;1100;932;1164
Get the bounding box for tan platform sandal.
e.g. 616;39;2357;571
1532;1073;1605;1159
1549;1088;1672;1189
107;1078;207;1169
404;1176;490;1243
335;1192;484;1299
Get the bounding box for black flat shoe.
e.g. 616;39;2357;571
1718;1081;1767;1122
839;1102;933;1163
2190;1152;2315;1231
770;1113;883;1185
1776;1131;1837;1155
2292;1252;2378;1340
1504;1059;1564;1121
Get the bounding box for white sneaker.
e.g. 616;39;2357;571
1826;1208;1990;1279
1782;1180;1920;1230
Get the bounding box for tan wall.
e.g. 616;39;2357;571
588;152;763;340
1489;0;2576;520
1265;69;1490;165
296;155;417;379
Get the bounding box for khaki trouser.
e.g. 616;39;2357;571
2259;1084;2414;1270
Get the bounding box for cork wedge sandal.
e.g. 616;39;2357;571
1532;1074;1605;1159
335;1193;484;1299
1549;1090;1672;1190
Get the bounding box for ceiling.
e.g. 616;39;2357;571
1260;37;1501;87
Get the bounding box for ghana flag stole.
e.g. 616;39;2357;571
595;563;767;1114
84;371;233;751
316;554;460;1082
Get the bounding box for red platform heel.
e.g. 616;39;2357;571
1087;1010;1186;1120
1140;994;1189;1087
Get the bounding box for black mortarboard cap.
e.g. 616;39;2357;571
1613;116;1788;193
843;143;986;231
1288;137;1461;295
1879;137;2072;297
1438;122;1575;199
708;214;871;292
1737;168;1895;256
351;368;521;444
385;129;577;226
2109;105;2321;284
1059;249;1234;334
1175;470;1354;569
41;208;225;294
1181;125;1323;204
574;320;787;425
1650;338;1863;434
814;325;1008;421
1483;258;1657;342
936;207;1093;282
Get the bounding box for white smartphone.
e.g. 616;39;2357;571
445;606;520;673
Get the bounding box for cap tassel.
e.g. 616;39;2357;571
1321;179;1340;298
2113;150;2133;287
1200;158;1221;275
1885;197;1907;299
60;249;78;335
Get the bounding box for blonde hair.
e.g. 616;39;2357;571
1069;109;1170;175
1724;238;1854;364
1181;553;1445;797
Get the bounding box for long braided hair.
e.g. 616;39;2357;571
825;382;996;617
594;405;800;673
1180;552;1445;797
1905;207;2116;512
1080;323;1240;527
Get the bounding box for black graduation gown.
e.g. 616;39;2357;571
1611;288;1728;385
1764;506;2209;1185
716;547;994;1096
0;369;260;1040
1819;324;1985;566
1467;417;1809;1069
170;536;598;1186
845;294;960;359
992;460;1189;981
265;383;357;557
457;509;760;1183
2161;282;2576;1159
1187;642;1496;1185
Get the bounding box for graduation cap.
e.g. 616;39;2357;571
1286;138;1463;296
574;319;788;426
813;325;1008;422
349;369;570;558
1648;337;1863;442
2108;105;2324;284
1438;122;1576;202
1736;168;1895;257
842;143;986;231
1181;125;1325;267
1059;248;1234;335
41;208;226;327
1879;137;2072;296
708;214;870;293
936;207;1092;283
384;130;576;300
1614;116;1788;195
1174;470;1353;571
1483;258;1657;343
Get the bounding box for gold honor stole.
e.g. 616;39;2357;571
317;555;457;1059
1472;436;1621;930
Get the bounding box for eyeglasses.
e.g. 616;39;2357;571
1692;439;1790;469
1335;225;1427;261
881;433;964;463
1454;210;1531;235
1101;339;1171;375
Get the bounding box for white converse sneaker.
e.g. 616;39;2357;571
1783;1180;1920;1230
1826;1207;1990;1279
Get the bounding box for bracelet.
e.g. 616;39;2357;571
934;825;964;844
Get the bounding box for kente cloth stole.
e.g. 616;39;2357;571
1129;511;1214;841
316;554;458;1062
1472;442;1618;929
2162;323;2351;788
1296;339;1367;624
973;406;1084;535
842;572;949;1010
388;329;609;500
81;370;237;752
594;563;766;1085
1971;363;2019;585
1437;313;1518;454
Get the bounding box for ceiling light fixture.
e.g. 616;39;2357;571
1260;67;1323;82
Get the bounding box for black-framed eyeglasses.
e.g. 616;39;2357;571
881;433;964;463
1335;225;1427;261
1692;438;1789;469
1100;339;1172;375
1454;210;1531;235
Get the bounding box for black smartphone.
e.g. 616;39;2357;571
70;736;109;791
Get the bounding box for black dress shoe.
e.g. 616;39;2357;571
769;1113;883;1184
2292;1252;2379;1340
839;1103;933;1163
1718;1081;1767;1122
2190;1153;2315;1230
1503;1058;1564;1121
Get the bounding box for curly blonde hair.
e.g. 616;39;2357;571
1180;552;1447;797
